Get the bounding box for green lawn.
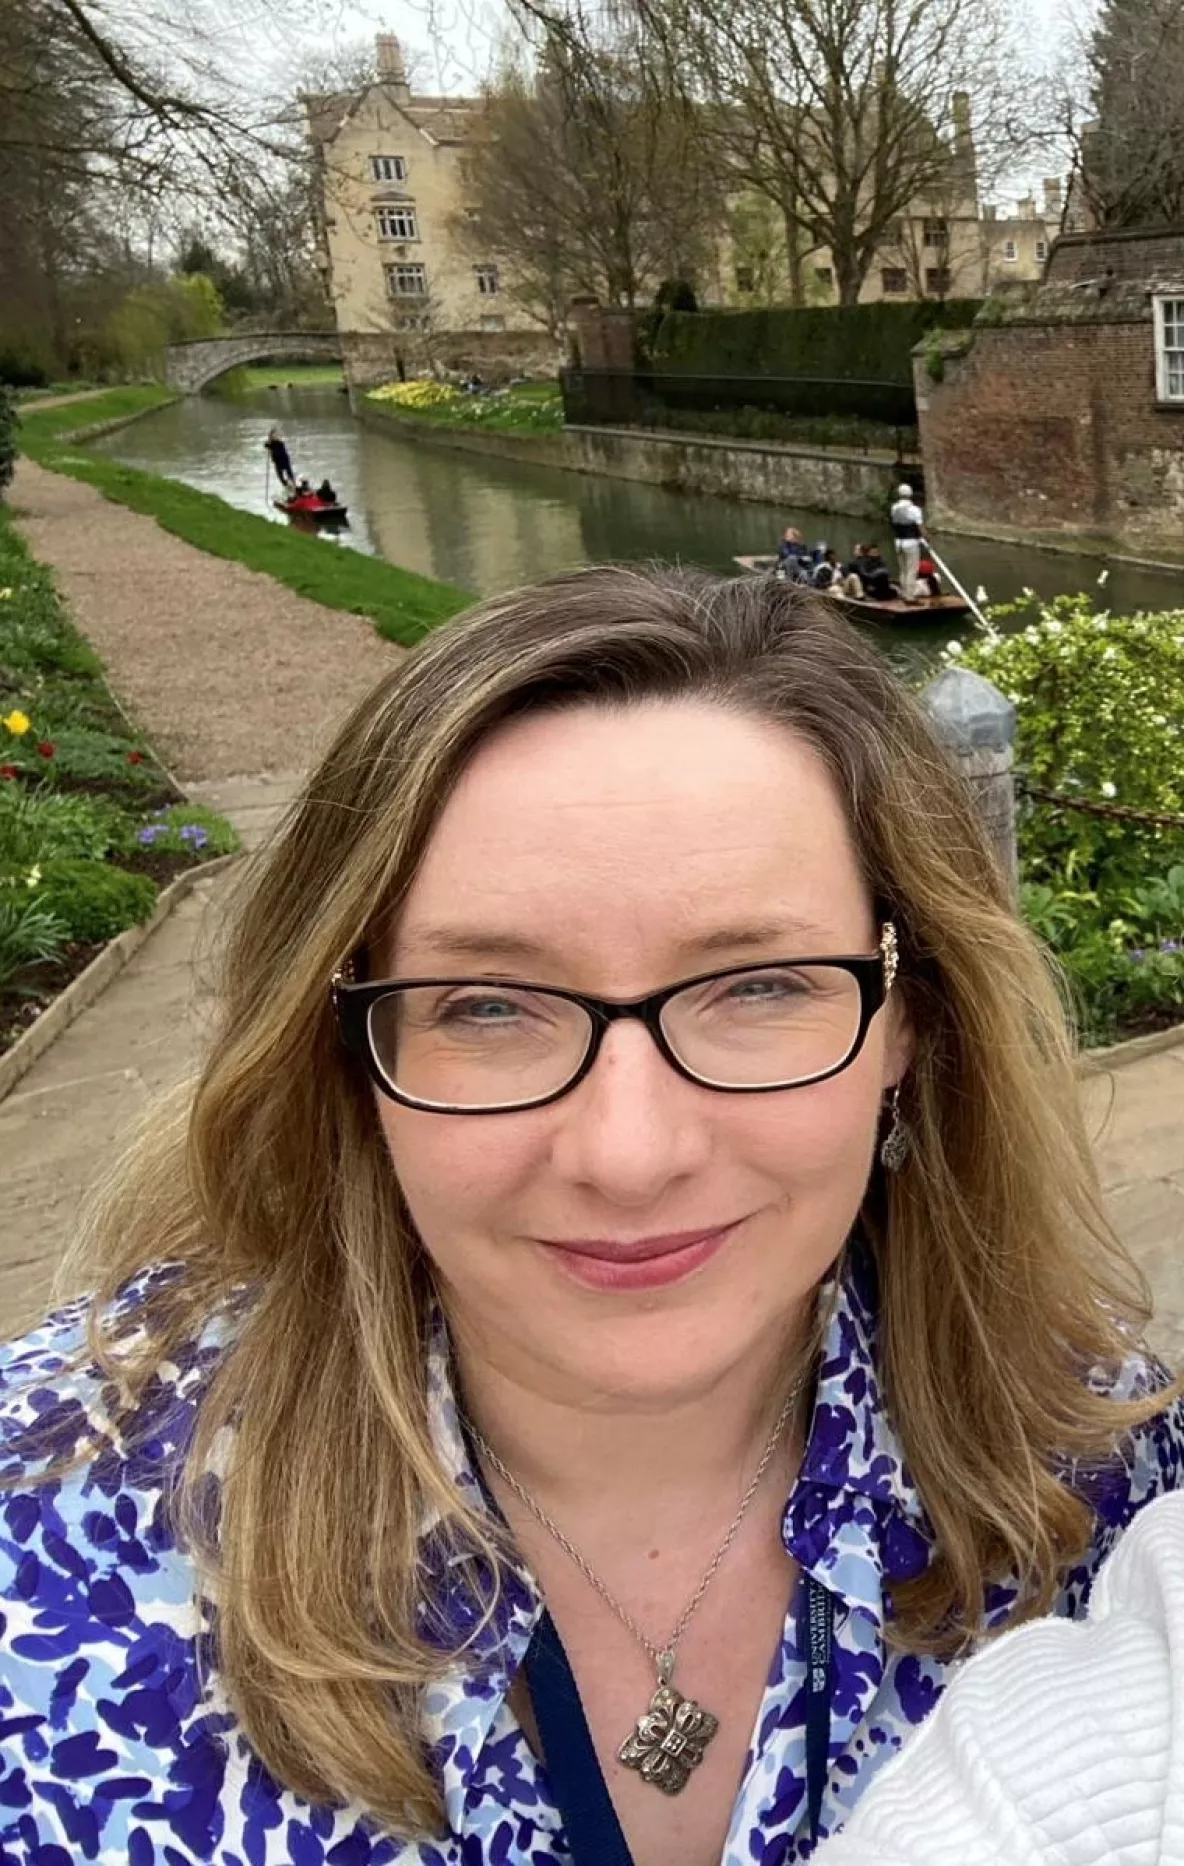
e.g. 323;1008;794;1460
212;363;346;393
366;379;563;436
17;386;471;647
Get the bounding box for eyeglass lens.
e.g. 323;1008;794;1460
366;964;864;1108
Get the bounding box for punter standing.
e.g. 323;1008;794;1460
265;426;297;492
890;482;925;601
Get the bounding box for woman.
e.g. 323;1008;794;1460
1;566;1180;1866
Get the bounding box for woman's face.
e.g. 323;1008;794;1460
377;700;910;1408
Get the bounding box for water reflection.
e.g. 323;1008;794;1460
92;385;1184;646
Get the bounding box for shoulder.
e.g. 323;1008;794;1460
817;1492;1184;1866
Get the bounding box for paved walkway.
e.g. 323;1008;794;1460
12;460;399;782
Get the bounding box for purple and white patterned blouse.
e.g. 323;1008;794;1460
2;1252;1181;1865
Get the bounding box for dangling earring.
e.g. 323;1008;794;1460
880;1085;911;1171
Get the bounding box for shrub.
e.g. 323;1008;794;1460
649;299;983;386
0;388;17;500
0;891;67;990
957;596;1184;895
0;784;128;868
34;858;158;944
953;598;1184;1042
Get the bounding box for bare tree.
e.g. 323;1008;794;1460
454;19;722;327
527;0;1038;305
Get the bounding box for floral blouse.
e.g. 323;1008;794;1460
1;1255;1181;1866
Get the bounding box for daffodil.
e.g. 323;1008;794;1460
0;588;13;600
2;709;31;737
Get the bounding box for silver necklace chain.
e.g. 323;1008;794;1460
468;1373;806;1676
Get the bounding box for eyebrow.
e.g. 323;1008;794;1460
397;916;833;966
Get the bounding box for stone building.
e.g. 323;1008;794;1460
304;36;560;386
915;226;1184;559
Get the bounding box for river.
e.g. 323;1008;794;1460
92;384;1184;655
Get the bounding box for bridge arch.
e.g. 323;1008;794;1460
164;330;343;393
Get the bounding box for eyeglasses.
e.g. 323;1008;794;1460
333;924;898;1116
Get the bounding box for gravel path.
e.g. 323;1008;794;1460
11;460;403;782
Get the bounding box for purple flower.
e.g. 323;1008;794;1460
1162;939;1181;954
137;825;167;846
179;824;209;849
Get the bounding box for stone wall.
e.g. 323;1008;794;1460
916;228;1184;558
341;329;562;391
357;398;903;517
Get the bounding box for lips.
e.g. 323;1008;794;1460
543;1225;738;1264
535;1220;742;1292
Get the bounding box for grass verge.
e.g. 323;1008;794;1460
17;386;471;647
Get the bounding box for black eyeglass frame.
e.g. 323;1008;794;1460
332;922;899;1115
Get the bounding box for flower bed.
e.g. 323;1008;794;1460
953;594;1184;1046
0;509;238;1056
366;379;564;434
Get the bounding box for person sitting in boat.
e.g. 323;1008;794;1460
296;479;316;501
811;547;844;591
776;527;811;580
265;427;296;492
917;547;942;599
847;544;897;603
316;479;337;505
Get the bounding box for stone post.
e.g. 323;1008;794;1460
922;665;1018;899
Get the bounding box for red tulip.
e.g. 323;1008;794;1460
127;750;146;765
37;741;55;758
0;765;17;780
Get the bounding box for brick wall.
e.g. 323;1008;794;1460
917;228;1184;556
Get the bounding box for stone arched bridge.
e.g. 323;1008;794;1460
164;330;342;393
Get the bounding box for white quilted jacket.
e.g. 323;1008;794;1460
817;1488;1184;1865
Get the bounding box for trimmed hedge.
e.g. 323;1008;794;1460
648;300;983;385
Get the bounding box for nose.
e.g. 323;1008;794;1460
549;1017;713;1206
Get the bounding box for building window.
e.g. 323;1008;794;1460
376;206;419;242
814;266;834;289
385;262;428;298
370;154;407;183
395;313;431;330
1035;239;1048;261
881;267;908;295
922;217;948;246
1154;296;1184;402
734;265;755;293
479;314;506;332
925;267;951;296
474;263;500;296
1002;239;1017;261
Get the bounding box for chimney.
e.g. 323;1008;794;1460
376;33;411;103
952;91;974;161
1043;177;1063;218
1016;193;1035;220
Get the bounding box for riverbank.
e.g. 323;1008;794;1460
358;395;907;521
18;387;470;646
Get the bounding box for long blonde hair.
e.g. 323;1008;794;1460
47;566;1161;1833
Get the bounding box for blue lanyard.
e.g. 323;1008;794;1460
523;1572;835;1864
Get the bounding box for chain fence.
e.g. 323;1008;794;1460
1016;779;1184;832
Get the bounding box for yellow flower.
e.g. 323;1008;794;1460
2;710;31;737
0;588;13;600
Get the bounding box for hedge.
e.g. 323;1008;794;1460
648;300;983;385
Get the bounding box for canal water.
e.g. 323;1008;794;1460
93;385;1184;658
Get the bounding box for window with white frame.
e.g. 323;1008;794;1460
376;205;419;242
385;262;428;298
479;314;506;332
370;154;407;182
1154;296;1184;402
1035;239;1048;261
474;263;500;295
1002;239;1017;261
